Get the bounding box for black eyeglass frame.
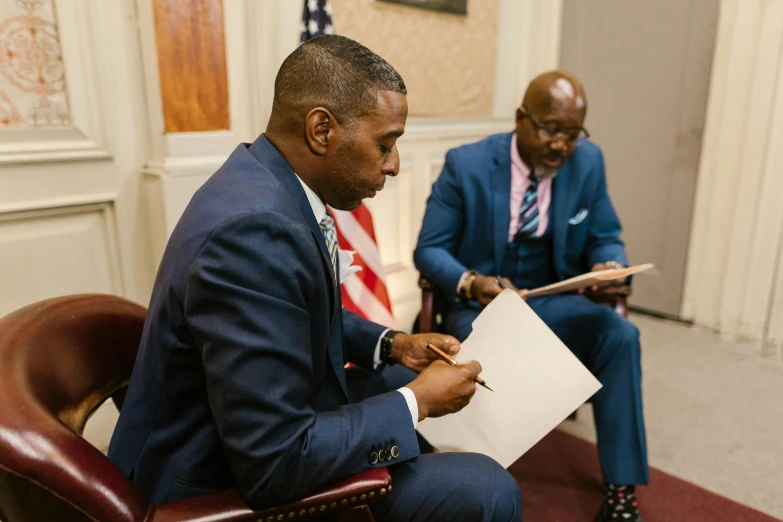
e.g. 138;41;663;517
521;105;590;144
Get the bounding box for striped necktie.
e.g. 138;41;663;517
514;172;540;242
319;211;338;281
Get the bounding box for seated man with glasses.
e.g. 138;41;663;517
414;70;648;522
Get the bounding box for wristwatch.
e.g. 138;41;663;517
380;330;402;365
604;261;625;270
458;270;478;300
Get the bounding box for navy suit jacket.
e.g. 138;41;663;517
108;135;420;509
414;132;628;294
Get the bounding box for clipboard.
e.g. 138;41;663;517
525;263;654;298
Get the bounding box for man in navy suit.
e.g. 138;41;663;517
414;71;648;522
108;35;521;521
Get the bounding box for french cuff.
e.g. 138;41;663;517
372;328;391;369
604;260;625;270
397;387;419;428
456;270;470;295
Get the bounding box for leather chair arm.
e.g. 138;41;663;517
148;467;392;522
418;278;435;334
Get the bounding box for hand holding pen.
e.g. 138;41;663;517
426;343;494;391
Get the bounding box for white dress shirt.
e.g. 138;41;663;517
295;175;419;427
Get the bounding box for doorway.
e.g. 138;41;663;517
560;0;720;317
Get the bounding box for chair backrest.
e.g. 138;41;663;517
0;294;150;522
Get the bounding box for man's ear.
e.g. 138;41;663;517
516;107;526;124
304;107;338;156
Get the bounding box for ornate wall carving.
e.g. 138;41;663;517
0;0;70;127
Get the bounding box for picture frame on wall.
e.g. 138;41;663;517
376;0;468;16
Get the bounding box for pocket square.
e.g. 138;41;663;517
568;209;589;225
338;248;362;284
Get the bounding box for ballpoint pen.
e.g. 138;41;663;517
426;343;494;391
496;275;507;289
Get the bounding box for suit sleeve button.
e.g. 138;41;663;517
369;451;379;465
390;445;399;458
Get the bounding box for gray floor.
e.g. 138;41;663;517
558;313;783;520
82;313;783;519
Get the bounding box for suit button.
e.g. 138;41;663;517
390;445;399;458
369;451;379;465
378;448;386;462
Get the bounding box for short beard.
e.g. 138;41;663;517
329;140;364;211
535;167;559;180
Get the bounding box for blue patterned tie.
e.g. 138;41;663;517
319;211;338;281
514;173;540;242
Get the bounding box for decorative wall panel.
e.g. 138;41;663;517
0;0;70;127
152;0;230;132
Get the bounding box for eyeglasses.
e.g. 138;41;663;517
521;105;589;144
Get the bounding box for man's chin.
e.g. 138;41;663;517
535;168;559;180
330;198;364;212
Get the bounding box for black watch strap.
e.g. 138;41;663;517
380;330;402;365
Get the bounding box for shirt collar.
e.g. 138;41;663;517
510;132;531;178
294;173;327;223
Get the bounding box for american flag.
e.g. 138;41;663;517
301;0;396;328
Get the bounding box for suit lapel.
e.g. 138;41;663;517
331;249;349;399
490;134;513;274
248;135;348;400
248;136;338;300
551;161;575;280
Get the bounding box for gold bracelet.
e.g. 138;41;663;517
464;272;478;300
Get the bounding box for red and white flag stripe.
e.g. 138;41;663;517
331;200;396;328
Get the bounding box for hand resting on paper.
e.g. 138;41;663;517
472;274;529;306
407;359;483;422
579;263;633;301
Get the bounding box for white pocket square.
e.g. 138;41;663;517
338;249;362;284
568;209;589;225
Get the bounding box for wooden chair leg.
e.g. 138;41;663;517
418;278;434;334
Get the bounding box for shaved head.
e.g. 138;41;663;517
515;70;589;178
523;70;587;116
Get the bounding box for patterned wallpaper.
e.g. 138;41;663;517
330;0;498;117
0;0;70;127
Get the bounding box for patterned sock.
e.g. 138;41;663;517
596;484;643;521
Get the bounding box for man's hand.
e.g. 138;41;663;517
472;274;529;305
407;359;482;421
391;333;460;373
471;275;502;306
580;262;632;301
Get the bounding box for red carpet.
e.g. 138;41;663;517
509;430;782;522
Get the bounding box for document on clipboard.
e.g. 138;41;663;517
525;263;654;298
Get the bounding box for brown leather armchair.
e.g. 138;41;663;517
0;295;390;522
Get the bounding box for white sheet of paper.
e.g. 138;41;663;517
416;289;603;468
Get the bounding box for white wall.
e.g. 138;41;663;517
0;0;152;317
681;0;783;359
